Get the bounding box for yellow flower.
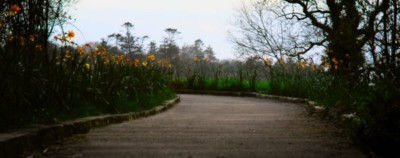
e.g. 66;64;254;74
163;59;170;65
117;54;124;62
7;35;14;41
323;63;330;70
85;63;91;69
297;60;307;68
204;57;209;62
331;57;339;69
147;54;156;61
156;59;162;64
8;11;16;17
331;57;339;64
302;61;308;68
264;58;271;66
100;48;107;54
65;50;71;58
61;36;67;42
279;58;284;65
67;30;75;38
104;59;110;65
310;64;316;72
9;5;21;16
77;47;84;56
10;4;21;13
142;61;148;67
168;64;172;68
194;57;200;62
134;59;140;66
35;44;42;51
29;35;35;42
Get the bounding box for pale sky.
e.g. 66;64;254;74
66;0;243;59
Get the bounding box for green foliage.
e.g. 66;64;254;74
173;77;268;92
0;42;173;130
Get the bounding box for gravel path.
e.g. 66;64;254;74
40;94;365;158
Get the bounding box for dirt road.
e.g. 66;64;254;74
41;94;364;158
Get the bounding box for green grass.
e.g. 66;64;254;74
26;89;176;127
116;89;176;113
172;78;272;93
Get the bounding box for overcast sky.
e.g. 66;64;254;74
66;0;243;59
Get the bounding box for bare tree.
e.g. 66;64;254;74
231;0;323;63
369;1;400;82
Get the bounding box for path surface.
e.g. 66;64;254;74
40;94;364;158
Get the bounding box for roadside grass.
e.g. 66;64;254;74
116;89;177;113
4;88;176;132
173;78;268;92
53;89;176;125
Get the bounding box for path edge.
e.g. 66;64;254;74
0;96;181;158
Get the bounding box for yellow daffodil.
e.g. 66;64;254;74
7;35;14;41
134;59;140;66
279;58;284;65
65;51;71;58
147;54;156;61
265;58;272;66
35;44;42;51
331;57;339;69
142;61;148;67
163;59;170;65
194;57;200;62
67;30;75;39
29;35;35;42
11;5;21;12
9;5;21;16
310;64;316;72
77;47;84;56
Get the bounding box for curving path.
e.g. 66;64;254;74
40;94;364;158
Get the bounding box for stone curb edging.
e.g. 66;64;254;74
176;89;358;125
175;89;308;103
0;96;181;158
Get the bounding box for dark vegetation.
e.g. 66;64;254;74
0;0;176;131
